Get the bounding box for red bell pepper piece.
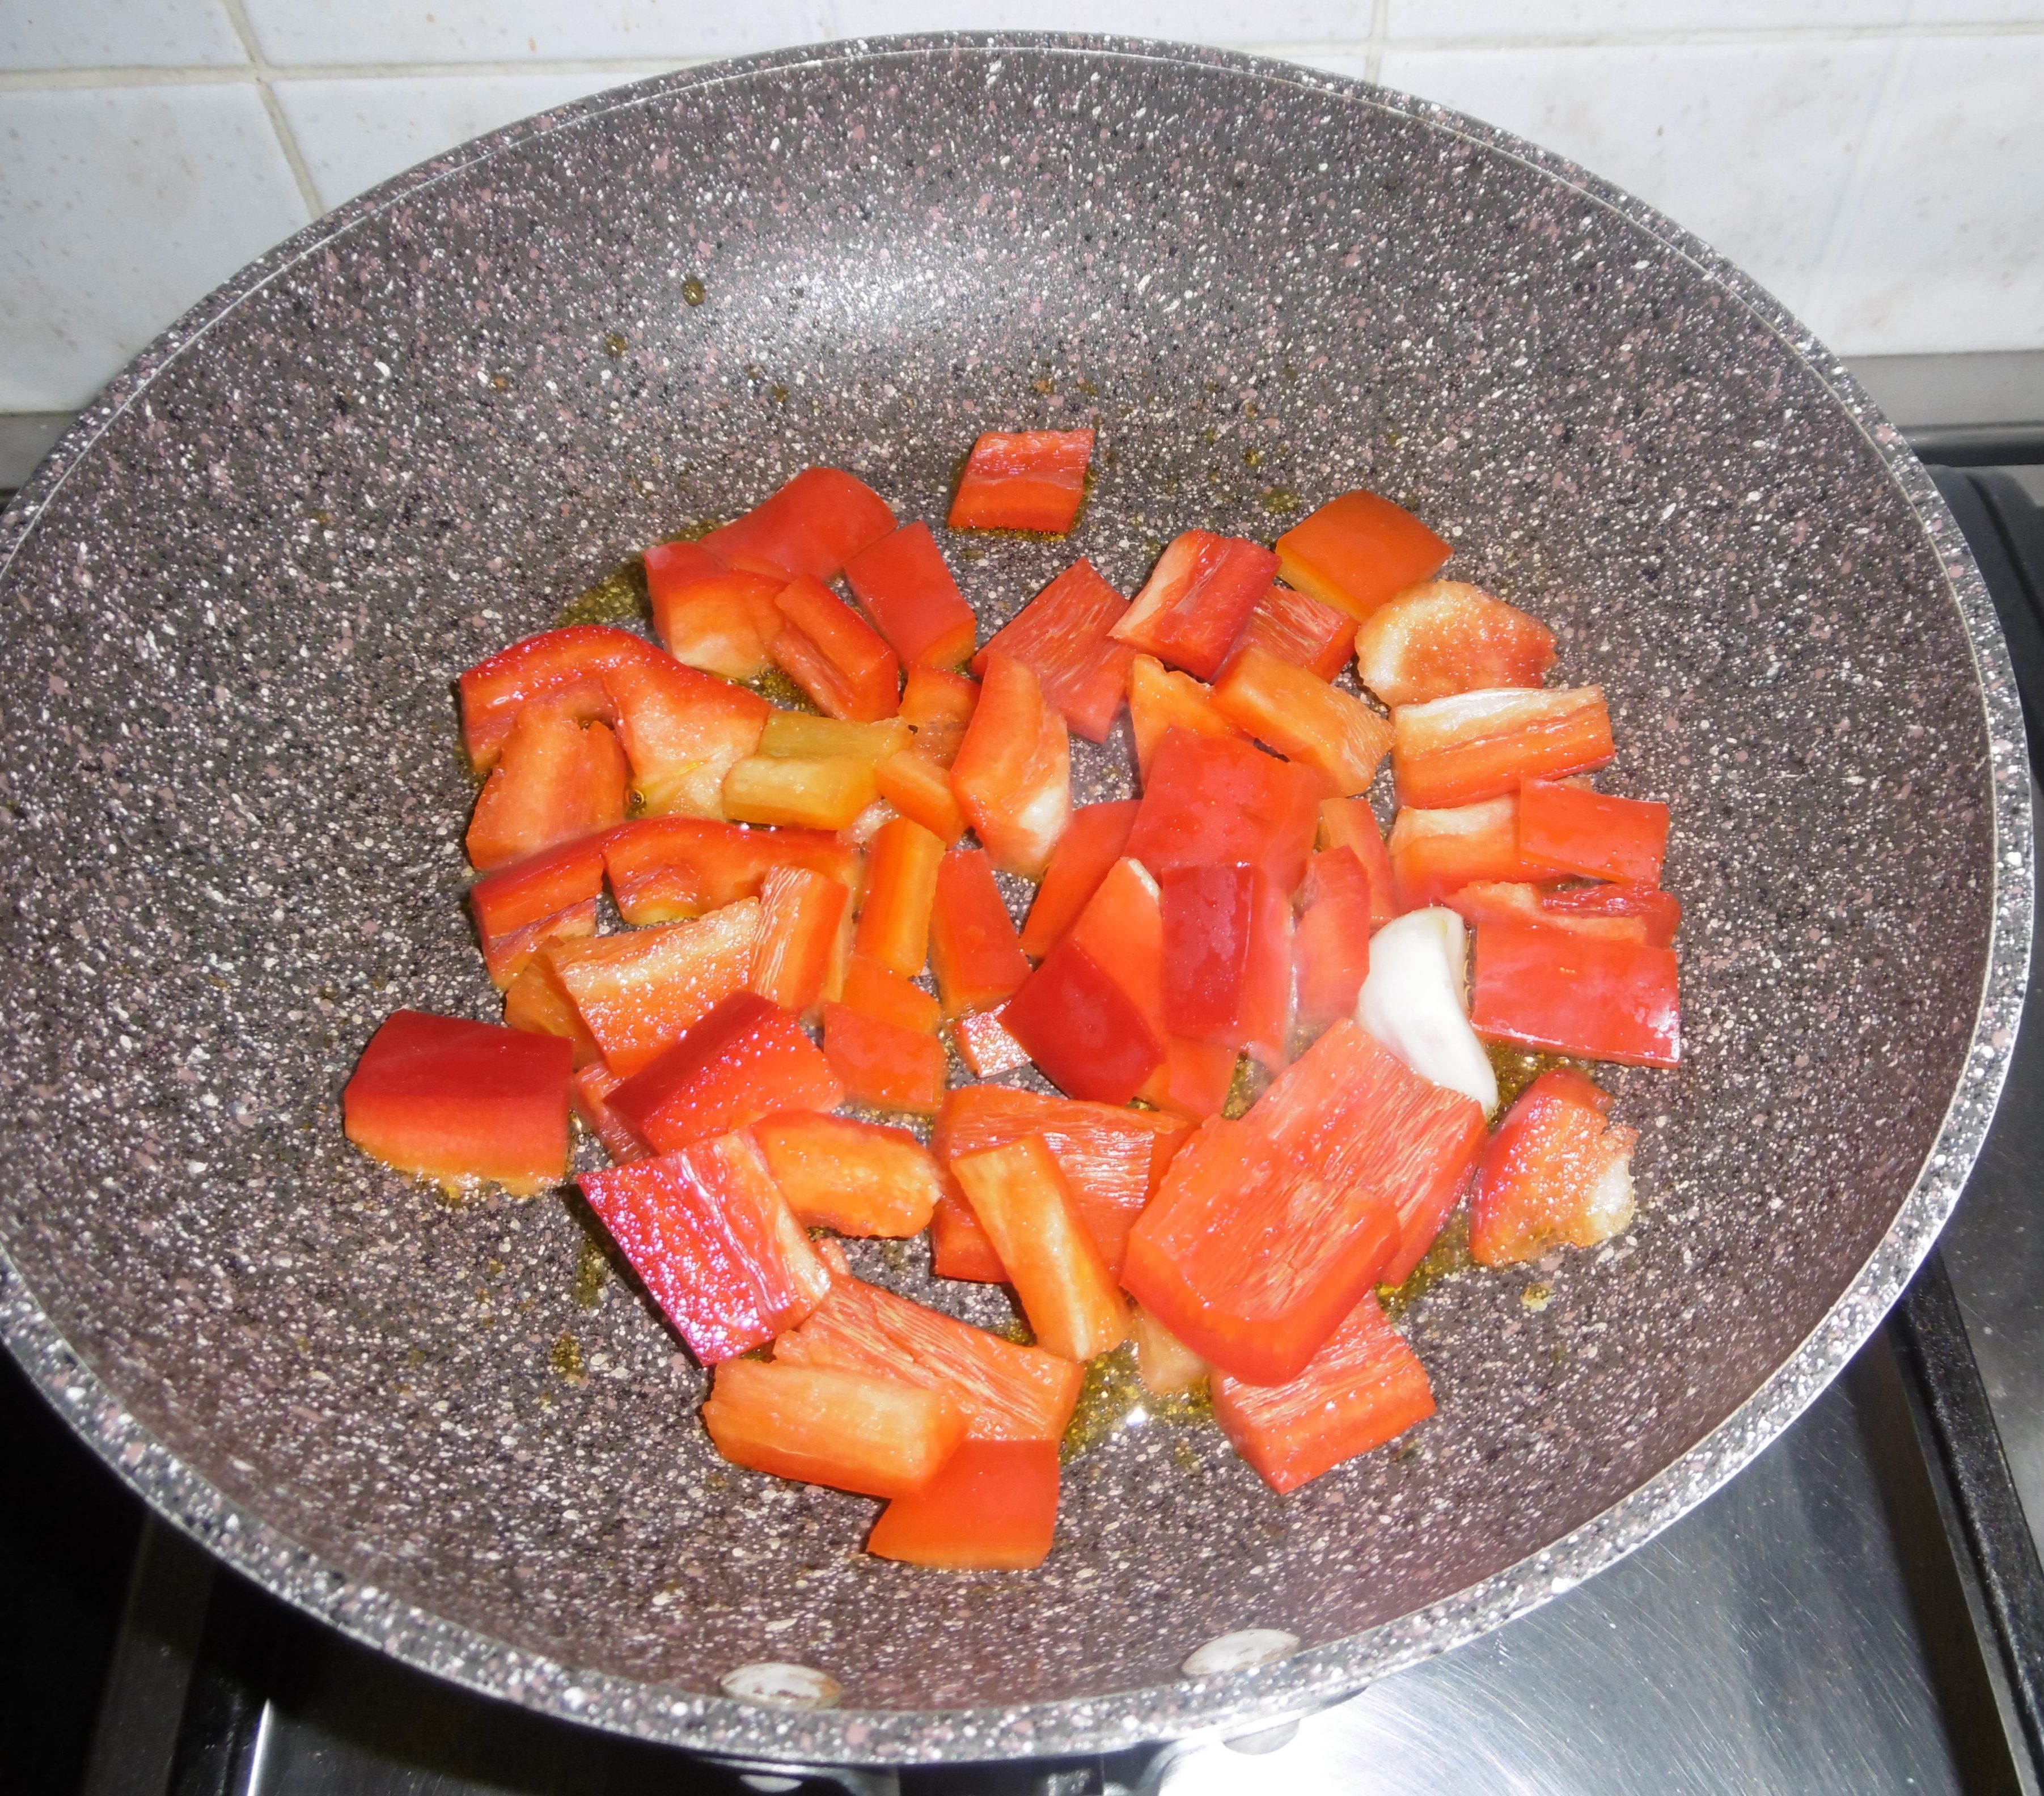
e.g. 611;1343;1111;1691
1444;880;1648;943
929;847;1031;1017
602;817;861;925
1542;880;1682;946
1317;797;1397;927
930;1086;1191;1282
609;991;844;1154
572;1061;651;1163
701;466;896;582
971;559;1136;742
952;1007;1031;1081
543;897;760;1076
1212;1293;1434;1493
999;936;1161;1107
502;958;599;1066
949;653;1071;878
465;707;629;872
1352;579;1556;707
644;540;786;681
782;1239;1085;1441
1211;643;1395;797
1132;1304;1209;1395
856;815;947;978
579;1129;830;1362
754;1113;943;1236
875;747;969;844
344;1010;572;1195
469;836;606;986
839;954;941;1034
1387;793;1569;911
1159;863;1292;1065
1470;1068;1639;1266
1019;799;1140;959
1393;686;1614;810
868;1439;1060;1569
1125;728;1322;897
1273;489;1450;621
1224;582;1358;682
1293;847;1377;1028
459;625;771;819
1517;778;1670;886
949;429;1095;535
1110;531;1279;680
769;574;903;722
953;1135;1129;1361
897;663;979;762
1127;654;1244;782
748;865;851;1017
822;1001;947;1114
844;520;977;670
702;1359;963;1498
1123;1020;1486;1385
1471;917;1681;1068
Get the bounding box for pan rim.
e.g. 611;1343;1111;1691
0;28;2031;1768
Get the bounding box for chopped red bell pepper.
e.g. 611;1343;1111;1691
644;541;786;682
1019;799;1140;959
1000;934;1162;1107
1293;847;1377;1028
543;897;760;1076
748;865;852;1017
608;990;844;1154
702;1359;963;1498
952;1135;1129;1361
780;1240;1084;1441
897;663;979;761
839;954;942;1034
949;654;1071;879
571;1061;651;1163
1224;582;1358;682
822;1001;947;1115
1110;531;1279;680
1317;798;1397;927
459;625;771;819
1159;863;1292;1065
1352;579;1556;707
1211;643;1395;797
602;817;861;925
701;467;897;582
1443;880;1648;943
868;1439;1060;1570
465;708;629;871
1542;880;1682;946
721;753;878;831
1126;654;1244;782
874;747;970;845
1212;1293;1434;1493
1392;685;1614;810
1273;489;1450;621
856;815;947;977
971;559;1136;742
1470;1068;1639;1266
1387;793;1569;911
949;429;1095;535
929;847;1031;1017
578;1129;830;1362
844;520;978;670
769;574;903;722
950;1005;1032;1079
502;958;599;1066
1122;1020;1486;1385
1471;918;1681;1069
754;1112;943;1236
344;1010;572;1195
1125;728;1322;897
930;1085;1191;1281
1517;778;1670;886
469;836;607;987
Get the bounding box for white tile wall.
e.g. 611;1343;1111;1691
1;0;2041;420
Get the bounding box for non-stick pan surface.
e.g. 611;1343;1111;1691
0;33;2029;1767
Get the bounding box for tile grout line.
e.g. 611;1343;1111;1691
1797;34;1918;349
1365;0;1390;83
217;0;330;218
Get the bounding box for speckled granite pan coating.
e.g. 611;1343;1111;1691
0;33;2029;1767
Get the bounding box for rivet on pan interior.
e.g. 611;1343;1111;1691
720;1662;843;1708
1182;1628;1301;1677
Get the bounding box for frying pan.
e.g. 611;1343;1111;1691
0;32;2030;1770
